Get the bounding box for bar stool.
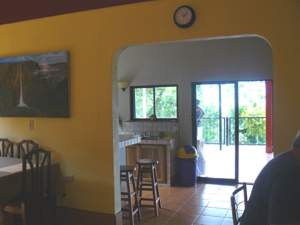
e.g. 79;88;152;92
136;159;162;216
120;165;141;225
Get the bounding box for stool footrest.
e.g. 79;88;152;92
138;188;155;191
139;197;160;202
140;205;155;208
139;183;157;186
121;191;136;196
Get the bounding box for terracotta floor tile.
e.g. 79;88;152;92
212;194;231;202
207;200;231;209
222;218;234;225
185;197;210;207
121;182;253;225
225;209;243;218
194;215;224;225
165;221;193;225
201;184;222;190
164;196;188;205
171;191;194;198
216;189;235;195
160;195;170;202
197;187;219;194
177;204;205;215
140;191;152;198
201;207;228;217
135;216;167;225
193;192;215;199
174;186;200;193
169;211;199;223
159;187;180;195
153;208;176;220
161;202;182;212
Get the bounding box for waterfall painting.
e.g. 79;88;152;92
0;51;69;117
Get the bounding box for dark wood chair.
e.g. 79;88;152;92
17;140;38;158
4;148;56;225
230;183;248;225
0;138;13;157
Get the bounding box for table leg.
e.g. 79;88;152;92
0;206;5;225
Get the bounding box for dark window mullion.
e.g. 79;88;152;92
153;87;156;115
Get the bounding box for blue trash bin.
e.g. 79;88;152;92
177;145;198;186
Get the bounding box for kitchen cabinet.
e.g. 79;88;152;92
126;144;166;183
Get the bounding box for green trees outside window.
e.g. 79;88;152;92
196;81;266;145
132;85;178;119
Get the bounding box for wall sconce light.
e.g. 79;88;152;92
118;82;130;92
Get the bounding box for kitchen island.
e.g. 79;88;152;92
125;136;180;186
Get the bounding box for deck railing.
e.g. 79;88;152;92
201;117;266;145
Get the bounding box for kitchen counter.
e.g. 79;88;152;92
119;135;141;148
125;136;180;186
139;136;178;145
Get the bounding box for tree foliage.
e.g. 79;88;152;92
134;86;177;119
197;82;266;145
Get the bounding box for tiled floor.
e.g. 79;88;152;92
122;182;253;225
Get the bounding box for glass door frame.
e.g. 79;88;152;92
192;81;239;184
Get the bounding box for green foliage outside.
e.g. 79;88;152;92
134;86;177;119
197;82;266;145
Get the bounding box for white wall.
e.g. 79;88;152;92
117;35;273;146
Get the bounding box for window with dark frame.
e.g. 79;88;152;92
130;85;178;120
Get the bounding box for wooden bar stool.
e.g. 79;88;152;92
136;159;162;216
120;165;141;225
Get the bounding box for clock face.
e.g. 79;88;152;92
174;6;196;28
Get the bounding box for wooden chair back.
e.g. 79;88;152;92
0;138;13;157
230;183;248;225
23;148;52;206
17;139;38;158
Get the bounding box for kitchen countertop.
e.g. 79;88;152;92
119;135;179;148
119;135;141;148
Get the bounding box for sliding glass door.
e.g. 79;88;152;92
192;82;238;183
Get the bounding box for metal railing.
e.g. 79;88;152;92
201;117;266;145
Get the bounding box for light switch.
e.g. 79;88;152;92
185;113;189;120
65;174;74;182
29;120;34;130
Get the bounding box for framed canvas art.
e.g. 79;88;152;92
0;51;69;118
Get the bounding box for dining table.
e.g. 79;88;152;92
0;157;66;225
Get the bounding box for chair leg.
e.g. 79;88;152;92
21;203;27;225
131;171;141;221
12;214;19;225
137;165;143;205
39;209;43;224
150;165;158;216
51;195;58;225
125;171;134;225
153;165;161;208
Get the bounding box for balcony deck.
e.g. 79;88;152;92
197;144;273;183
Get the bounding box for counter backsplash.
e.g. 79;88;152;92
119;121;180;137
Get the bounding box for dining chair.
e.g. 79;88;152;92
230;183;248;225
17;140;39;158
0;138;13;157
4;148;56;225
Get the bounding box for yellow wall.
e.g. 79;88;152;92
0;0;299;215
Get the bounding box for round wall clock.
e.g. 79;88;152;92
173;5;196;28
